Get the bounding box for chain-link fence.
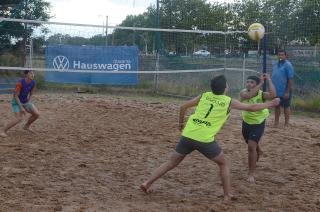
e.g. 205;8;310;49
1;0;319;103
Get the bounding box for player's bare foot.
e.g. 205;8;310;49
23;126;35;134
0;132;8;137
247;175;255;183
223;194;236;202
140;183;150;194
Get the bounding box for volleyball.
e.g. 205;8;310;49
248;23;265;41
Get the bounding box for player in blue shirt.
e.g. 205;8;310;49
0;70;40;137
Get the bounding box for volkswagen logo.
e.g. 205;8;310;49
53;55;70;70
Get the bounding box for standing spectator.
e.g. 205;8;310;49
272;49;294;128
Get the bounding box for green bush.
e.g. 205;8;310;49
292;95;320;112
0;53;23;67
35;72;45;89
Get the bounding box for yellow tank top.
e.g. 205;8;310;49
241;89;269;124
182;92;231;143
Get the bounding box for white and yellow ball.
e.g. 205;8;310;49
248;23;265;41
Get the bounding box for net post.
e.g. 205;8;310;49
242;53;246;87
263;34;267;92
154;53;160;93
224;34;227;73
153;0;160;94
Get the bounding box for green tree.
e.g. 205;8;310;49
112;0;320;55
112;0;227;54
0;0;50;65
47;34;100;46
293;0;320;45
113;11;154;53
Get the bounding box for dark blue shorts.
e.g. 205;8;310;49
175;136;221;159
242;120;265;143
279;95;292;108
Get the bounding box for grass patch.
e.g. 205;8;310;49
292;95;320;113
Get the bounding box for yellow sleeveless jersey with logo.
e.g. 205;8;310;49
182;92;231;143
241;89;269;124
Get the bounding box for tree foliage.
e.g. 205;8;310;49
0;0;50;56
1;0;320;56
113;0;320;54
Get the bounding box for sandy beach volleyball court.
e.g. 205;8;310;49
0;93;319;211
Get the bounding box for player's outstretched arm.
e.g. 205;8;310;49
178;95;201;130
230;98;279;112
262;74;276;100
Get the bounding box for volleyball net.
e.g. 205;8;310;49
0;17;318;97
0;0;320;98
0;18;263;96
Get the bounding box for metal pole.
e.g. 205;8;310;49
30;38;33;68
262;34;267;91
154;0;160;93
242;53;246;87
23;0;28;67
133;29;136;45
145;42;148;55
105;15;108;46
156;0;160;50
224;34;227;72
182;43;187;56
139;35;148;55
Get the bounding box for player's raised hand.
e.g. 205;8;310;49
259;74;265;84
271;98;280;107
263;73;271;81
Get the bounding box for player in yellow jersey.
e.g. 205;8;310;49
240;74;276;183
140;75;279;201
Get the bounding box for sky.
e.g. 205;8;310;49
48;0;234;26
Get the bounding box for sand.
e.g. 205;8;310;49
0;93;319;211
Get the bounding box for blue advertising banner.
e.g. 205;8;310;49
0;78;18;94
45;45;139;85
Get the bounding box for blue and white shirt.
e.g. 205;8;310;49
271;60;294;97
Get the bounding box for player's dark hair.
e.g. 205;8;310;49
278;49;287;55
247;75;260;85
24;70;30;75
211;75;227;95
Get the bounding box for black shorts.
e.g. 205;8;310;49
279;96;291;108
242;120;265;143
175;136;222;159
